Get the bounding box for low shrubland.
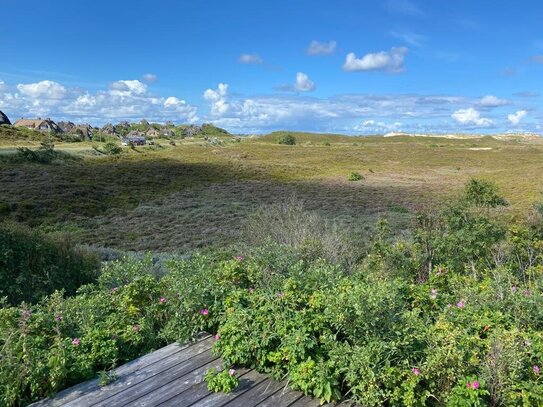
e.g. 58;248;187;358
0;222;100;305
2;180;543;406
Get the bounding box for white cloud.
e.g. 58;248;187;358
306;40;337;56
16;80;67;99
203;83;229;115
480;95;508;107
343;47;408;73
109;80;147;96
142;73;157;83
0;78;198;124
0;80;7;93
239;54;263;64
507;110;527;125
451;108;493;126
294;72;315;92
354;120;402;133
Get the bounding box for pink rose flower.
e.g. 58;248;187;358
159;297;167;303
199;308;209;316
228;368;236;376
72;338;81;346
411;368;420;376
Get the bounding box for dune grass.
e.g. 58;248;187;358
1;132;542;252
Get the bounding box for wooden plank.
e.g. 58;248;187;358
255;383;304;407
61;338;214;407
289;395;334;407
93;348;217;407
155;368;252;407
221;377;287;407
188;369;268;407
123;355;224;406
29;342;185;407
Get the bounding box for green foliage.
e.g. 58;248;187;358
347;171;364;181
11;139;73;164
463;178;508;208
204;368;239;393
277;134;296;145
0;222;100;305
102;141;122;155
3;180;543;406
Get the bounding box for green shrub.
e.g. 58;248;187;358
347;171;364;181
277;134;296;145
11;140;73;164
3;180;543;406
204;368;239;393
0;222;100;305
102;141;122;155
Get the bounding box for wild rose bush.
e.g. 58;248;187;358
2;179;543;406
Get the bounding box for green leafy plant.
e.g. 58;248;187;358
347;171;364;181
204;368;239;393
277;134;296;145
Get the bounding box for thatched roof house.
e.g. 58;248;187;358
0;110;11;125
14;118;61;133
58;121;76;133
146;128;159;137
101;123;116;136
72;124;94;140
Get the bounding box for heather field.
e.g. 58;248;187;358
1;132;543;252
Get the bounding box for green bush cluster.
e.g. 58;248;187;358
10;140;74;164
277;134;297;145
347;171;364;181
2;180;543;406
0;222;100;305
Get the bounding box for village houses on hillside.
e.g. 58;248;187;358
14;118;61;133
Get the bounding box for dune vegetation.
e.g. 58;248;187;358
2;129;543;406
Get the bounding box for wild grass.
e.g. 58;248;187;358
1;131;542;252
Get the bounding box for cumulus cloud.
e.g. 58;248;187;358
0;80;7;93
306;40;337;56
239;54;263;64
480;95;509;107
17;80;67;99
451;108;493;126
203;83;229;115
0;78;198;124
343;47;408;73
354;120;402;133
294;72;316;92
508;110;527;125
109;80;147;96
142;73;157;83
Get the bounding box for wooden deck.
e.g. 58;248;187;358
30;336;355;407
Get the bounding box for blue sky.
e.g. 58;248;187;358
0;0;542;134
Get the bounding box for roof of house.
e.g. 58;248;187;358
0;110;11;125
58;121;76;132
14;118;62;132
